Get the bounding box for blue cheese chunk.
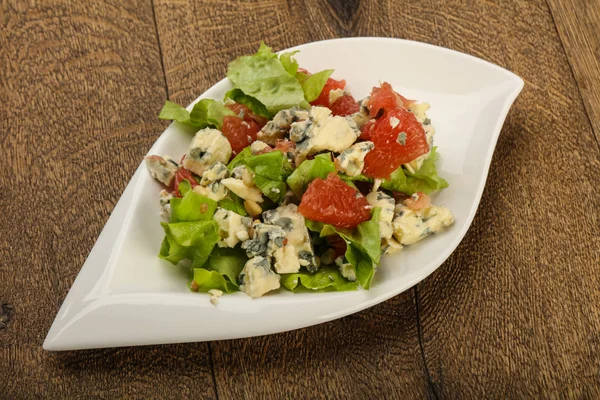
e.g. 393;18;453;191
183;128;232;176
208;289;223;305
159;189;173;221
250;140;272;155
290;106;360;162
221;177;263;203
193;162;230;201
382;238;403;255
405;103;435;173
336;141;374;177
262;204;317;273
335;256;356;282
366;191;395;240
241;222;286;258
328;88;345;105
214;208;252;248
193;182;228;202
392;204;454;245
238;256;281;298
145;155;179;186
348;96;371;129
272;245;301;274
200;162;229;186
258;107;309;145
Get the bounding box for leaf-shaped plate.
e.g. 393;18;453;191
44;37;523;350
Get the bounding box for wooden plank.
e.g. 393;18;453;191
152;0;432;398
411;0;600;398
0;1;216;398
548;0;600;146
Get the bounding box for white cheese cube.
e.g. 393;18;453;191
336;141;374;177
221;178;263;203
328;88;345;105
272;244;301;274
366;191;395;240
392;204;454;245
262;204;317;272
258;107;309;144
182;128;232;176
250;140;272;155
335;256;356;282
193;182;228;202
241;223;286;258
290;106;360;162
145;155;179;186
159;189;173;221
208;289;223;305
214;208;252;248
239;256;281;298
200;162;229;186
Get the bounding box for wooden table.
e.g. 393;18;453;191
2;1;599;398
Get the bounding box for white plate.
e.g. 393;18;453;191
44;37;523;350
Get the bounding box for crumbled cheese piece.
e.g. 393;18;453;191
239;256;281;298
200;162;229;186
221;177;263;203
208;289;223;305
335;256;356;282
366;191;395;240
241;222;286;258
290;106;360;163
159;189;173;221
214;208;252;248
336;141;374;177
183;128;232;176
250;140;272;155
145;155;179;186
258;107;309;144
262;204;317;273
392;204;454;245
329;88;345;105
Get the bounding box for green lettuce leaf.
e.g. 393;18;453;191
159;220;219;268
169;186;217;222
159;99;235;129
227;43;306;114
381;148;448;195
218;193;248;216
204;247;248;286
244;150;293;203
403;147;449;192
191;268;238;293
306;208;381;289
279;51;299;77
280;268;358;292
224;88;271;119
296;69;334;102
286;153;335;198
227;146;253;170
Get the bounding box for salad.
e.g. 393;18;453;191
145;43;454;301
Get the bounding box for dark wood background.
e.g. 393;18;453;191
1;0;599;398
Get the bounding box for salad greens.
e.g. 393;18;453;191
159;99;235;129
148;42;454;302
287;153;336;198
280;268;358;292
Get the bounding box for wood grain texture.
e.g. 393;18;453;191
548;0;600;147
0;1;215;398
